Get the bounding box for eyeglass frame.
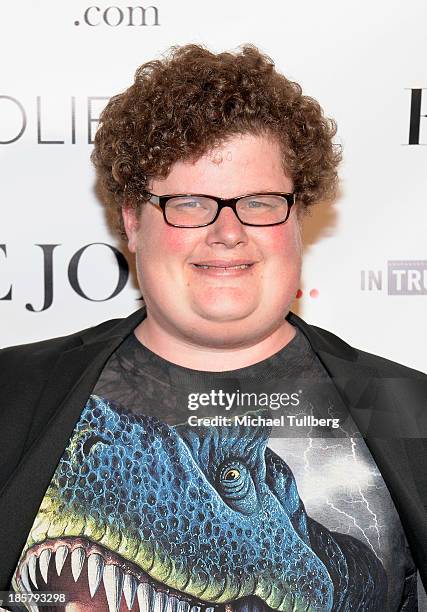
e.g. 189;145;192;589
146;191;297;227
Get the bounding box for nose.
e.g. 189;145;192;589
206;205;248;247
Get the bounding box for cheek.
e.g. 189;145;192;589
146;225;200;259
140;223;199;266
258;224;302;257
137;206;197;257
162;228;191;251
137;214;194;253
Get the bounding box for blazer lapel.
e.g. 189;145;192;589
0;308;147;589
288;312;427;587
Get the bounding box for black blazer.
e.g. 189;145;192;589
0;307;426;591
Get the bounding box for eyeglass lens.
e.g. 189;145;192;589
164;194;289;227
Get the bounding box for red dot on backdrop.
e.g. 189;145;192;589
296;289;319;299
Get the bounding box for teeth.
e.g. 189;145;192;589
88;552;105;598
39;548;51;583
103;564;124;612
28;554;38;588
71;547;85;582
18;563;40;611
154;591;167;612
20;562;32;592
166;596;179;612
135;589;199;612
195;264;250;269
178;602;190;612
123;573;137;610
55;545;69;576
22;546;217;612
137;582;154;612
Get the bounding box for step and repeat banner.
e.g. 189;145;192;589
1;0;426;371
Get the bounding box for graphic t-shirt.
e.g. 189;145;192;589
9;327;424;611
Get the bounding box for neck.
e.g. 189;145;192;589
133;313;296;371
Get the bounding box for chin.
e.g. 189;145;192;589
182;308;278;349
192;301;257;323
192;287;260;315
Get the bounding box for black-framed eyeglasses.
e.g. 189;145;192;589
147;192;296;228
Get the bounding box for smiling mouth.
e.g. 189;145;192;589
192;264;254;270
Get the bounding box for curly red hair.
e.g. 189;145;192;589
91;44;342;237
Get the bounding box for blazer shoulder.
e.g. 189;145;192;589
352;347;426;379
0;316;123;376
310;323;426;380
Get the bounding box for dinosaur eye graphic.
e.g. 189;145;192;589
218;462;248;493
217;461;258;515
223;468;240;481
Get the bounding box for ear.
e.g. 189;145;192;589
122;205;140;254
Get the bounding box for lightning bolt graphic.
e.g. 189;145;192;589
298;400;384;560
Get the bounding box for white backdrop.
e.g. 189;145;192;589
1;0;426;372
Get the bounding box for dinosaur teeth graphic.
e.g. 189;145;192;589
14;560;40;612
71;546;86;582
19;561;33;592
28;554;38;589
136;579;152;610
88;551;105;596
55;543;69;575
103;563;124;611
15;540;224;612
154;589;167;612
123;572;138;609
38;547;51;583
176;599;189;612
165;593;179;612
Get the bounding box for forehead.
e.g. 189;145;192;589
151;133;293;195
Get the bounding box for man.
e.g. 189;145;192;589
1;44;426;611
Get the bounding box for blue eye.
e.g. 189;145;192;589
247;200;270;208
239;195;284;211
177;200;201;208
168;197;209;209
